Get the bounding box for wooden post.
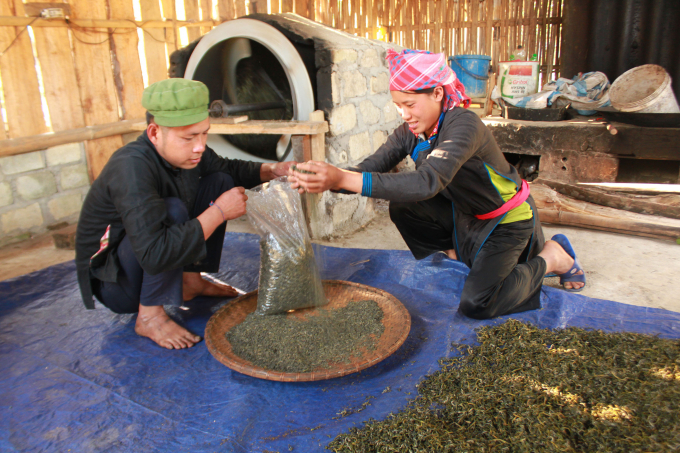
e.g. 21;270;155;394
304;110;326;239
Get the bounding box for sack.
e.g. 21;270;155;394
246;177;327;315
498;61;540;99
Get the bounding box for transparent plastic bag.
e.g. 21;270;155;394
246;177;327;315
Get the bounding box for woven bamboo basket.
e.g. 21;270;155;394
205;280;411;382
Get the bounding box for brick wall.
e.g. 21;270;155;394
0;143;89;245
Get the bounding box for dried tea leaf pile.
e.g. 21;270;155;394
227;299;384;373
329;319;680;453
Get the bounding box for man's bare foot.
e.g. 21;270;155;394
538;240;585;290
134;305;201;349
182;272;239;301
443;249;458;260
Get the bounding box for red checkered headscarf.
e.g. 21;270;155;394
387;49;470;111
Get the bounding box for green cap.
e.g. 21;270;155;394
142;78;210;127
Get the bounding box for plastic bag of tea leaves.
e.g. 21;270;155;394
246;177;327;315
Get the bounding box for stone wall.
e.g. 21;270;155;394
266;14;405;238
0;143;90;245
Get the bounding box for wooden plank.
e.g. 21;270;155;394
158;0;177;53
183;0;201;42
235;0;246;17
108;0;146;120
283;0;293;14
0;0;48;138
26;0;84;132
0;119;144;158
140;0;168;85
295;0;308;18
218;0;235;21
199;0;212;34
70;0;123;180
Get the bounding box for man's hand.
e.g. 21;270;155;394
213;186;248;220
261;161;296;182
289;161;362;194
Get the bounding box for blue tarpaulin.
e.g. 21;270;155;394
2;232;680;452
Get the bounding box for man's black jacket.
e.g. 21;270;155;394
75;131;262;309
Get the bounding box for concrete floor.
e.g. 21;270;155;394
2;206;679;313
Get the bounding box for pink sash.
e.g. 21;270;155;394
475;180;530;220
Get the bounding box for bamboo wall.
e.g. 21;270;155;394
0;0;563;177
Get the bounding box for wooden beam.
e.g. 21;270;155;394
0;15;218;28
131;119;329;135
0;119;144;158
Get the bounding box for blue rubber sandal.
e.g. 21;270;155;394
550;234;586;292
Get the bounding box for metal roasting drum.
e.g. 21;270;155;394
183;18;316;162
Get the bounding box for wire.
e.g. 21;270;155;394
0;17;38;57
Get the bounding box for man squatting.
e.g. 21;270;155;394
75;79;293;349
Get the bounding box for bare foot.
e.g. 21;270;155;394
538;240;585;290
182;272;239;301
443;249;458;260
134;305;201;349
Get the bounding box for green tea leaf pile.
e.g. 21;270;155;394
328;319;680;452
227;299;384;373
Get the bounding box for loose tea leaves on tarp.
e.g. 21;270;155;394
328;319;680;453
246;177;327;315
226;299;384;373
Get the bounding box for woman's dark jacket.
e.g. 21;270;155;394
352;107;544;267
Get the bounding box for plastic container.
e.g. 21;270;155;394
609;64;680;113
448;55;491;98
498;61;540;99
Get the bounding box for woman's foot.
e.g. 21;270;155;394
538;240;585;291
182;272;239;301
134;305;201;349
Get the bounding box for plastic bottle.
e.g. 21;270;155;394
530;53;538;61
513;45;526;61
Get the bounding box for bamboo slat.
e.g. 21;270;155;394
0;0;47;138
25;0;84;132
108;0;145;120
70;0;123;180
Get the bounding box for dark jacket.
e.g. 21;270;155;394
353;107;544;267
75;132;262;309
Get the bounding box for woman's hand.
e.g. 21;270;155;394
289;161;345;194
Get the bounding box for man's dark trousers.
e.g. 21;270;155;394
93;173;235;314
